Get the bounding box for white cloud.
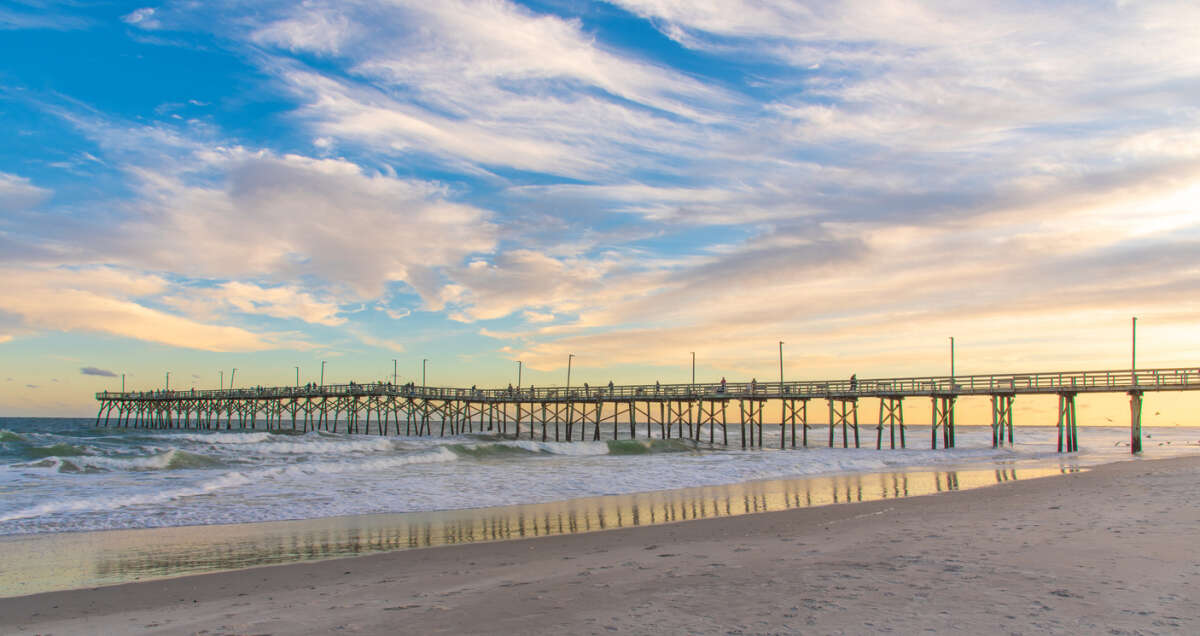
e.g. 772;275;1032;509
438;249;643;322
163;281;345;326
0;172;51;212
236;0;737;179
380;306;411;320
121;7;159;28
252;6;355;55
109;148;497;300
612;0;1200;156
0;267;296;352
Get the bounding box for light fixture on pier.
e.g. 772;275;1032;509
778;341;784;390
1132;316;1137;372
566;354;575;394
949;337;955;381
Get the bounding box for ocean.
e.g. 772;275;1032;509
3;417;1198;537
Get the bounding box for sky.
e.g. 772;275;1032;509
1;0;1199;419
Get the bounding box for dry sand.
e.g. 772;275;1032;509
3;456;1198;635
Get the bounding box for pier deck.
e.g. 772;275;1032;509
95;366;1200;454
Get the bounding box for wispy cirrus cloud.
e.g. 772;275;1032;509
1;4;91;31
0;172;51;212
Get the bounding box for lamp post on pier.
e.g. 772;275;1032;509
319;361;325;386
778;341;784;391
949;337;955;383
1132;316;1137;373
295;366;300;387
165;371;170;391
517;360;523;389
393;359;398;386
230;368;237;390
219;370;223;390
422;359;428;390
566;354;575;395
690;352;695;395
121;373;125;393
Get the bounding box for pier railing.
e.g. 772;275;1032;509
96;365;1199;402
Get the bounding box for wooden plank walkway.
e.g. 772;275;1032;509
94;366;1200;454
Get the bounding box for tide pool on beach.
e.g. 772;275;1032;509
2;417;1199;596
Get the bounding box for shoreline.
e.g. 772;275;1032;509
3;454;1198;634
0;458;1082;597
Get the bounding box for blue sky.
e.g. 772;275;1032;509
2;1;1199;417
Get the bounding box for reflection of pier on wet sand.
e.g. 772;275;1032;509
96;366;1200;454
5;457;1198;635
0;466;1073;597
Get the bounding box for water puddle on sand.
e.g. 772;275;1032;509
0;464;1078;597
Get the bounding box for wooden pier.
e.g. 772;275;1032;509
94;366;1200;454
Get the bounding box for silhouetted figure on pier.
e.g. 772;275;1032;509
850;374;857;390
720;377;726;393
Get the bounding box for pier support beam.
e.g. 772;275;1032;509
1057;392;1078;453
1129;390;1143;454
990;394;1014;447
781;398;808;448
876;396;904;449
739;399;765;448
931;396;955;449
827;398;859;448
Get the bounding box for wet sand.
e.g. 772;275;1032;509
2;455;1198;634
0;464;1062;597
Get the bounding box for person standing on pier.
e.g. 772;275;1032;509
850;374;857;390
720;377;726;393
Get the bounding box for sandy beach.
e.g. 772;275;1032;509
3;455;1197;635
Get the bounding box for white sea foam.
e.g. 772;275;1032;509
149;431;401;455
277;447;459;477
147;432;274;444
235;436;400;455
494;440;612;456
0;470;253;522
60;448;218;472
